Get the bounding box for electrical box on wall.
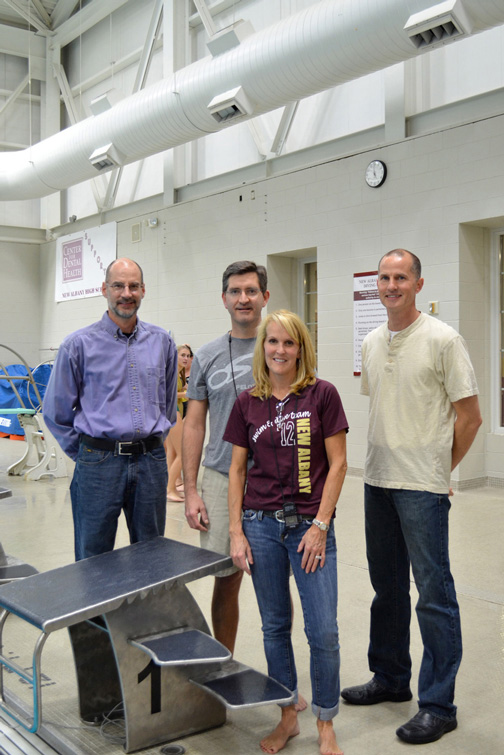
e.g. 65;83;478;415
131;223;141;243
428;301;439;315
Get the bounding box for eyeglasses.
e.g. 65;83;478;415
107;283;143;293
226;287;261;298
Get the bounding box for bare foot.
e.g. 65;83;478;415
260;706;299;754
166;493;184;502
295;693;308;712
317;719;343;755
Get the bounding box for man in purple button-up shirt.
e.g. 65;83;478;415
44;258;178;560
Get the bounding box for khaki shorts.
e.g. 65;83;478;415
200;466;239;578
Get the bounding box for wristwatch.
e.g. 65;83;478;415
312;519;329;531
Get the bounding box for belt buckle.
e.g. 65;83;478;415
274;510;285;522
117;442;134;455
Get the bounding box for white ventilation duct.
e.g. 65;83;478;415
1;0;503;201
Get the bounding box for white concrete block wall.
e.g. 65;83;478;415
31;112;504;483
1;242;40;367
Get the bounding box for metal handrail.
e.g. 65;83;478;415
0;345;44;410
0;609;48;732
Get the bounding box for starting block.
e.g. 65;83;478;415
0;535;38;586
6;411;67;480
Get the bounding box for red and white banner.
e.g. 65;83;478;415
353;271;387;375
55;222;117;302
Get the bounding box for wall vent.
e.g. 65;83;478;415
405;0;472;49
89;143;125;171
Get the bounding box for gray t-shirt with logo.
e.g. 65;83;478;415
187;333;256;476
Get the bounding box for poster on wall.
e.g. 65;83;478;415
353;271;387;375
54;222;117;302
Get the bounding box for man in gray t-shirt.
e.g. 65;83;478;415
182;261;269;654
187;335;256;475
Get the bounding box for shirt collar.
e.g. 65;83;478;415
100;310;140;339
384;312;425;341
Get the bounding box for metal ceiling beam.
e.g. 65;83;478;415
0;25;46;78
0;25;45;58
246;118;269;159
52;61;79;122
103;0;164;210
271;102;299;156
163;0;190;205
0;86;39;101
67;41;163;97
0;72;29;118
50;0;79;29
132;0;163;91
53;0;130;48
188;0;244;28
192;0;217;37
2;0;52;34
164;0;188;74
0;224;46;243
30;0;52;28
0;140;30;149
52;60;104;209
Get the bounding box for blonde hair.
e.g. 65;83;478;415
251;310;317;399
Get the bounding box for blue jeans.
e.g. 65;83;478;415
242;510;340;720
70;439;168;560
364;484;462;720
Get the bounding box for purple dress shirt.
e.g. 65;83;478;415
43;311;178;460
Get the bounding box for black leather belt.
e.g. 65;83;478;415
80;434;163;455
262;510;314;523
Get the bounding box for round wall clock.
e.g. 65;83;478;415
365;159;387;188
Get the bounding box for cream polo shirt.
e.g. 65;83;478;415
361;313;479;494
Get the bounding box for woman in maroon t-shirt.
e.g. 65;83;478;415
224;310;348;755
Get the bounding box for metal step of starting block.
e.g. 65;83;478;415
0;541;38;585
128;627;231;666
190;659;294;710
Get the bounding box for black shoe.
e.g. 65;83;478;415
341;678;412;705
396;710;457;744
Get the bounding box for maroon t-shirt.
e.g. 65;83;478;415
223;379;348;515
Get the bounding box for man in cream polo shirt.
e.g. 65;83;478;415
342;249;482;746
